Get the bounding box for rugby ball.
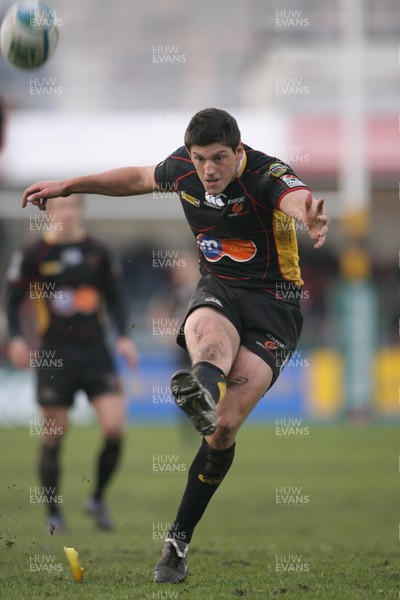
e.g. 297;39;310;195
0;1;59;69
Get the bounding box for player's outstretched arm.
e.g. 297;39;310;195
279;189;329;249
22;165;158;211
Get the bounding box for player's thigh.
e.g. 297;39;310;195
206;345;273;448
91;392;126;439
184;306;241;370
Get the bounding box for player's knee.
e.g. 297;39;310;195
102;426;123;440
211;416;238;448
41;427;66;445
197;340;224;362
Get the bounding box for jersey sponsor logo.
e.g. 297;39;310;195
269;162;288;177
232;202;243;214
227;197;250;218
50;285;100;317
39;260;63;276
204;296;223;308
60;247;83;266
227;196;246;205
280;174;305;188
197;234;257;263
181;190;200;207
204;192;227;209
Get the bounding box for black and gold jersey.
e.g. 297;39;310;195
154;144;309;303
6;235;127;344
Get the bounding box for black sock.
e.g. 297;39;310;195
39;444;61;517
168;438;235;544
93;437;122;501
192;361;227;403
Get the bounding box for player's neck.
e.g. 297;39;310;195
43;227;86;245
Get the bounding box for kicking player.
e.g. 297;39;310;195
22;108;328;578
6;195;138;533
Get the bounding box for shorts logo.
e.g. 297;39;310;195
197;234;257;262
264;340;279;350
280;174;305;188
256;333;289;372
204;296;223;308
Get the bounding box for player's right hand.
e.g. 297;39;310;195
8;337;31;369
22;180;68;211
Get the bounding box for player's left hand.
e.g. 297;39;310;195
304;196;329;249
116;336;138;368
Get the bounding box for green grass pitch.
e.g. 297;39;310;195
0;423;398;599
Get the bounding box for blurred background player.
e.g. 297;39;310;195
5;195;138;533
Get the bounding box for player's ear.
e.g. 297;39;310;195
235;142;244;159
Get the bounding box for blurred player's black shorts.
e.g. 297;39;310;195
177;273;303;386
36;342;121;407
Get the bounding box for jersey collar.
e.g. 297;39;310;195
236;150;247;179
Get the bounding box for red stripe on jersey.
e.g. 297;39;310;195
175;170;197;187
277;186;311;210
170;154;193;163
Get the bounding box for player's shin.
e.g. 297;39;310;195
168;438;235;544
93;436;122;501
39;443;61;516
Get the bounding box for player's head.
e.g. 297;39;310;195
184;108;241;151
185;108;244;196
46;195;85;236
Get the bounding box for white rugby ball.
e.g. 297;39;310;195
0;1;59;70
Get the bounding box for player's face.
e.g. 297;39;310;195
189;143;243;196
47;196;84;232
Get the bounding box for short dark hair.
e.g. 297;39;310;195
184;108;241;151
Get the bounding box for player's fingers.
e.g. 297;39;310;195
313;234;326;249
27;193;48;211
23;190;44;206
22;182;45;207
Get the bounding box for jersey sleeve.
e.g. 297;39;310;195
260;160;311;209
99;247;130;336
154;146;189;192
5;247;37;338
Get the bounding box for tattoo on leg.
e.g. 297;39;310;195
193;321;205;343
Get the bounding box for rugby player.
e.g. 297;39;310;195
22;109;328;579
6;195;138;533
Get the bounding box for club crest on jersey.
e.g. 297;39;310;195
197;234;257;262
204;192;227;209
269;162;288;177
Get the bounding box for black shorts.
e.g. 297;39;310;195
36;342;121;408
177;274;303;386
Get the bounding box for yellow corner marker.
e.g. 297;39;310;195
64;547;85;582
